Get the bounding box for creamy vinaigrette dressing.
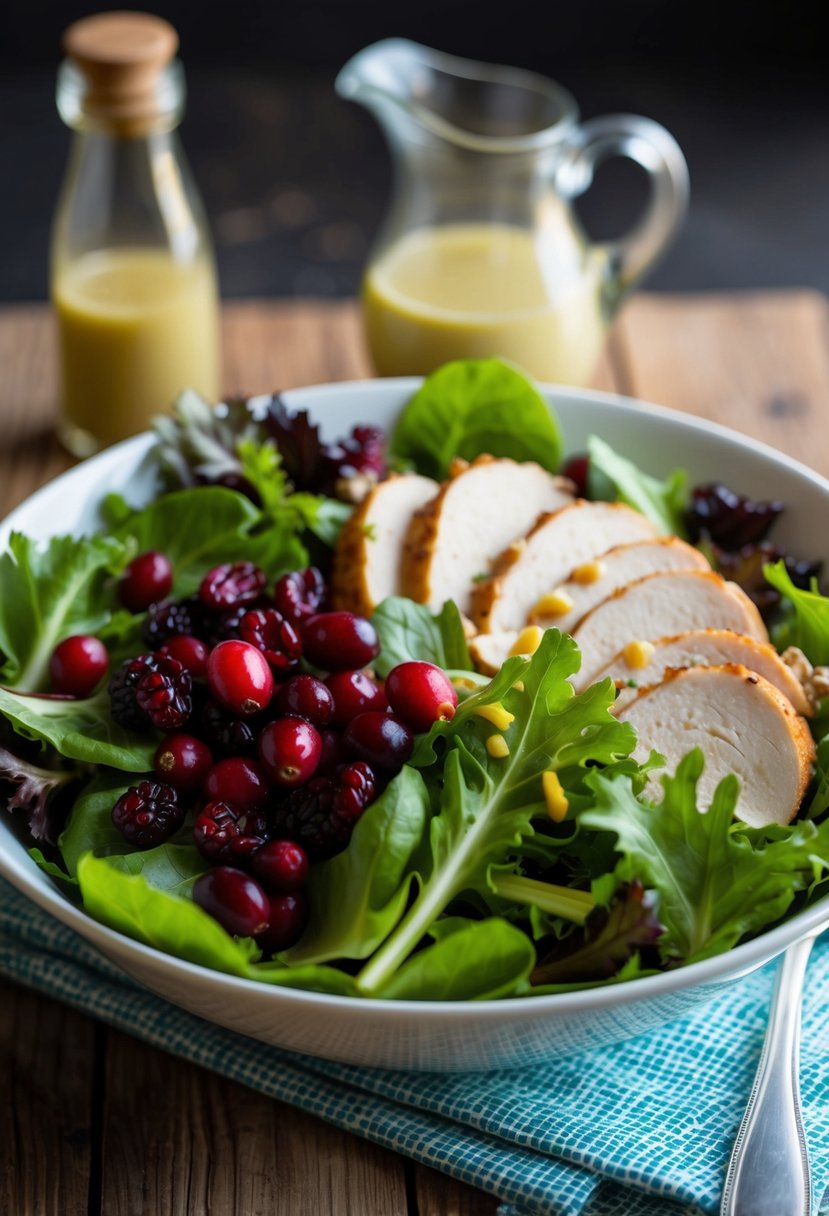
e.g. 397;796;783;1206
363;222;607;382
54;248;220;448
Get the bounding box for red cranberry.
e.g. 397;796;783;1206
193;866;270;938
325;669;387;727
344;711;413;772
385;661;458;733
119;551;174;613
199;561;267;610
203;756;270;809
258;716;322;788
251;839;309;894
273;567;326;624
239;608;302;673
561;453;590;498
301;611;379;671
159;634;209;679
112;780;183;847
49;634;109;698
275;674;335;727
154;733;213;793
257;892;309;953
207;639;274;716
193;800;269;862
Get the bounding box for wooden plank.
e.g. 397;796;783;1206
615;290;829;476
0;981;96;1216
99;1031;409;1216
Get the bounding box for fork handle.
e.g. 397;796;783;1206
720;935;815;1216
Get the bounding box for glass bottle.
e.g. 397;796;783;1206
51;12;221;456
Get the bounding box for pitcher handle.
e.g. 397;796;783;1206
556;114;690;308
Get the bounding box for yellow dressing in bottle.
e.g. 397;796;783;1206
362;223;607;383
54;249;219;450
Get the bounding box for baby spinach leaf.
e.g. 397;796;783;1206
285;766;430;965
582;750;829;962
587;434;688;536
28;847;79;886
391;358;563;480
378;918;534;1001
355;631;634;996
0;531;126;690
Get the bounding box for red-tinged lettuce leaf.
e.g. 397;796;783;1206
262;396;326;490
0;743;81;842
581;750;829;963
530;881;663;986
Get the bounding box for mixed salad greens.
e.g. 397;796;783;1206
2;357;829;1001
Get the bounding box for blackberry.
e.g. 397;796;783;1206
193;800;269;863
109;653;160;730
200;701;258;757
142;596;208;648
135;656;193;731
273;764;377;861
240;608;302;673
111;780;183;847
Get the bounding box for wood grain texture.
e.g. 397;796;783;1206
0;982;96;1216
99;1032;408;1216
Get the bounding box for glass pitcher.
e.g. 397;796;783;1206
337;39;689;384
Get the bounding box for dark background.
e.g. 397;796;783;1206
2;0;827;302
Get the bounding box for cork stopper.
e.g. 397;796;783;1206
62;11;179;133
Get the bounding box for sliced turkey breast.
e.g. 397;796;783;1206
570;570;768;692
616;664;815;827
601;629;812;716
528;538;710;635
331;473;439;616
471;501;659;634
400;456;574;614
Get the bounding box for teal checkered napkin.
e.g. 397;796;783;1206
1;877;827;1216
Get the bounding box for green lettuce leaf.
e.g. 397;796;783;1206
371;596;476;679
587;434;688;536
285;766;431;965
76;852;358;995
390;358;563;480
0;531;126;689
582;750;829;962
355;630;635;996
765;559;829;665
0;687;155;772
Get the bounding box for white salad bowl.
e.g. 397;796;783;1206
1;379;828;1072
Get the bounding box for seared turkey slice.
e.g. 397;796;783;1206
570;570;768;692
529;538;710;635
401;456;574;614
616;664;815;827
331;473;439;616
601;629;812;716
471;501;658;634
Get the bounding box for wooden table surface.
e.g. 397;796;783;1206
2;290;829;1215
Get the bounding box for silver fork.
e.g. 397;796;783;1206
720;932;820;1216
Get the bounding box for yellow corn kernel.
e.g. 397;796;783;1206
512;680;525;692
530;590;574;618
509;625;544;657
473;702;515;730
571;559;606;585
486;734;510;759
542;770;569;822
622;640;656;670
454;676;479;691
